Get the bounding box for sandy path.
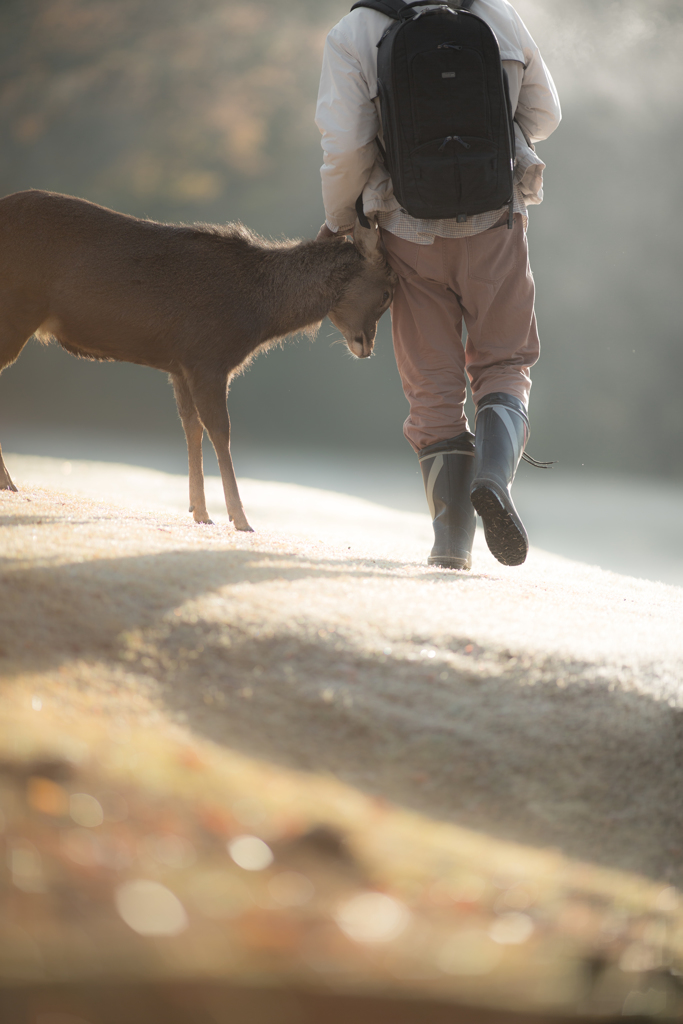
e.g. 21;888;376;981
1;455;682;1019
5;454;682;882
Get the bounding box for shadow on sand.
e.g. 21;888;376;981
1;543;681;886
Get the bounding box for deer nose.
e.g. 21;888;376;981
350;334;364;357
349;332;373;358
356;334;373;358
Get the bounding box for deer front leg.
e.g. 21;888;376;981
184;372;253;532
171;372;212;524
0;444;17;491
0;326;34;492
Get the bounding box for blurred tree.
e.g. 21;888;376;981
0;0;344;230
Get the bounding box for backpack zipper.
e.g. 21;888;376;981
439;135;471;151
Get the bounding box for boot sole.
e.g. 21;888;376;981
470;484;528;566
428;555;471;571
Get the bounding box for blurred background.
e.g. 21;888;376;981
0;0;681;582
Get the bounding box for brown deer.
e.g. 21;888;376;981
0;190;396;531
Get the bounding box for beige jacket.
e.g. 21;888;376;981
315;0;561;231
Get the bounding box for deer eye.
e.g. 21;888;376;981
382;291;390;303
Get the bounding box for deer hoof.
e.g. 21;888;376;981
229;510;254;532
1;481;18;492
192;512;213;525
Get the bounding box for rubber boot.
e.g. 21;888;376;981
470;392;529;566
419;431;477;570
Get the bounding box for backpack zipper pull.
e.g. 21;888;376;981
439;135;471;151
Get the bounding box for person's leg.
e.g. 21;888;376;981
461;214;539;407
381;229;476;569
458;215;539;565
381;231;470;451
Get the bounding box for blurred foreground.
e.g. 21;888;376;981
0;458;682;1021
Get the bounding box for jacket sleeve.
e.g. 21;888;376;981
513;14;562;146
504;60;550;207
315;28;380;233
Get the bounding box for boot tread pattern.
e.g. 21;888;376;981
470;484;528;566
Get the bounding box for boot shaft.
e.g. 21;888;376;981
473;392;529;497
419;432;476;569
470;392;529;566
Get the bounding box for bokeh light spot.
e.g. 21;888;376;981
115;880;188;936
69;793;103;828
489;911;534;945
335;892;410;943
655;885;680;913
227;834;274;871
27;776;69;817
8;839;45;893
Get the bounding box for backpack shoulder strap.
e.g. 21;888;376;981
350;0;408;19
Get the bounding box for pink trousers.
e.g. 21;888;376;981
381;214;540;452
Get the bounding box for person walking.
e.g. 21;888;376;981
315;0;561;569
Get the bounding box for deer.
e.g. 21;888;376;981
0;190;396;531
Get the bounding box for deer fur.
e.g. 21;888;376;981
0;190;396;530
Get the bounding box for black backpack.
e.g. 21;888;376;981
350;0;516;226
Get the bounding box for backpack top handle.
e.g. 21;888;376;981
350;0;408;17
350;0;472;17
397;1;459;17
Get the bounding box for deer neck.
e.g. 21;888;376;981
258;240;361;341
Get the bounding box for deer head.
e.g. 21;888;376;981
328;217;397;359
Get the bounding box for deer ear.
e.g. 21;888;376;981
353;216;384;263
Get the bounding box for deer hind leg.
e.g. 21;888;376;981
0;323;34;492
170;372;212;524
183;370;253;533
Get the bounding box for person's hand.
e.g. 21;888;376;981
316;222;337;241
